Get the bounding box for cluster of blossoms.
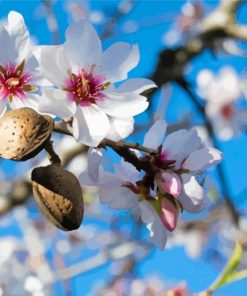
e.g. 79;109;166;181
0;11;222;248
80;119;222;249
0;11;154;146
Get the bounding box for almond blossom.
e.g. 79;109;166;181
0;11;47;115
79;120;222;249
197;67;247;140
36;20;156;146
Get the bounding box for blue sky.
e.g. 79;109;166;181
0;0;247;295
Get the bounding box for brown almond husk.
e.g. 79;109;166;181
31;164;84;231
0;107;53;161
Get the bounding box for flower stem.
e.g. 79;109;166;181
45;141;61;165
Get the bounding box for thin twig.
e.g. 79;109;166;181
101;139;156;175
45;141;61;165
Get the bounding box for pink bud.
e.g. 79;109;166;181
156;170;181;198
160;198;179;232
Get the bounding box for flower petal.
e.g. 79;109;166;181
39;45;71;87
114;161;140;184
160;198;180;232
9;93;42;111
0;100;7;117
72;104;110;146
162;129;202;169
64;21;102;69
39;88;76;119
101;42;140;83
117;78;156;94
98;90;148;118
139;200;168;249
143;119;167;149
0;25;11;65
87;148;102;183
156;170;181;198
100;185;138;210
106;116;134;141
7;11;31;62
179;174;206;213
182;147;223;171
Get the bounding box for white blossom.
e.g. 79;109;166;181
36;20;156;146
0;11;48;115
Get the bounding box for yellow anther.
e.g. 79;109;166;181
101;81;110;91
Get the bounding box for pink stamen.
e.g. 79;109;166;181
0;61;33;101
64;68;107;106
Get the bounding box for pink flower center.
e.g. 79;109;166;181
64;67;110;106
220;103;234;119
0;60;34;102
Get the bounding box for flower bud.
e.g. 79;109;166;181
155;170;181;198
160;198;180;232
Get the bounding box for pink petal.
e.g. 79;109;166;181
156;170;181;198
160;198;179;232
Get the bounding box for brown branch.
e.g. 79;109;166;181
43;0;60;45
100;139;156;175
101;139;158;155
101;0;137;39
150;0;247;90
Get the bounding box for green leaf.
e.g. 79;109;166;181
209;241;246;292
222;269;247;286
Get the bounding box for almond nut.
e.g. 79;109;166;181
31;164;84;231
0;107;53;161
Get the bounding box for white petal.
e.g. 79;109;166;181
182;147;223;171
100;186;138;210
143;119;167;149
114;161;140;183
101;42;139;83
64;21;102;69
39;88;76;119
179;174;205;213
39;45;71;87
72;104;110;147
139;200;168;249
9;94;38;110
162;129;202;169
0;100;7;117
7;11;31;62
87;148;102;183
98;90;148;118
0;25;11;64
97;171;122;188
106;117;134;141
25;53;51;87
117;78;156;93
